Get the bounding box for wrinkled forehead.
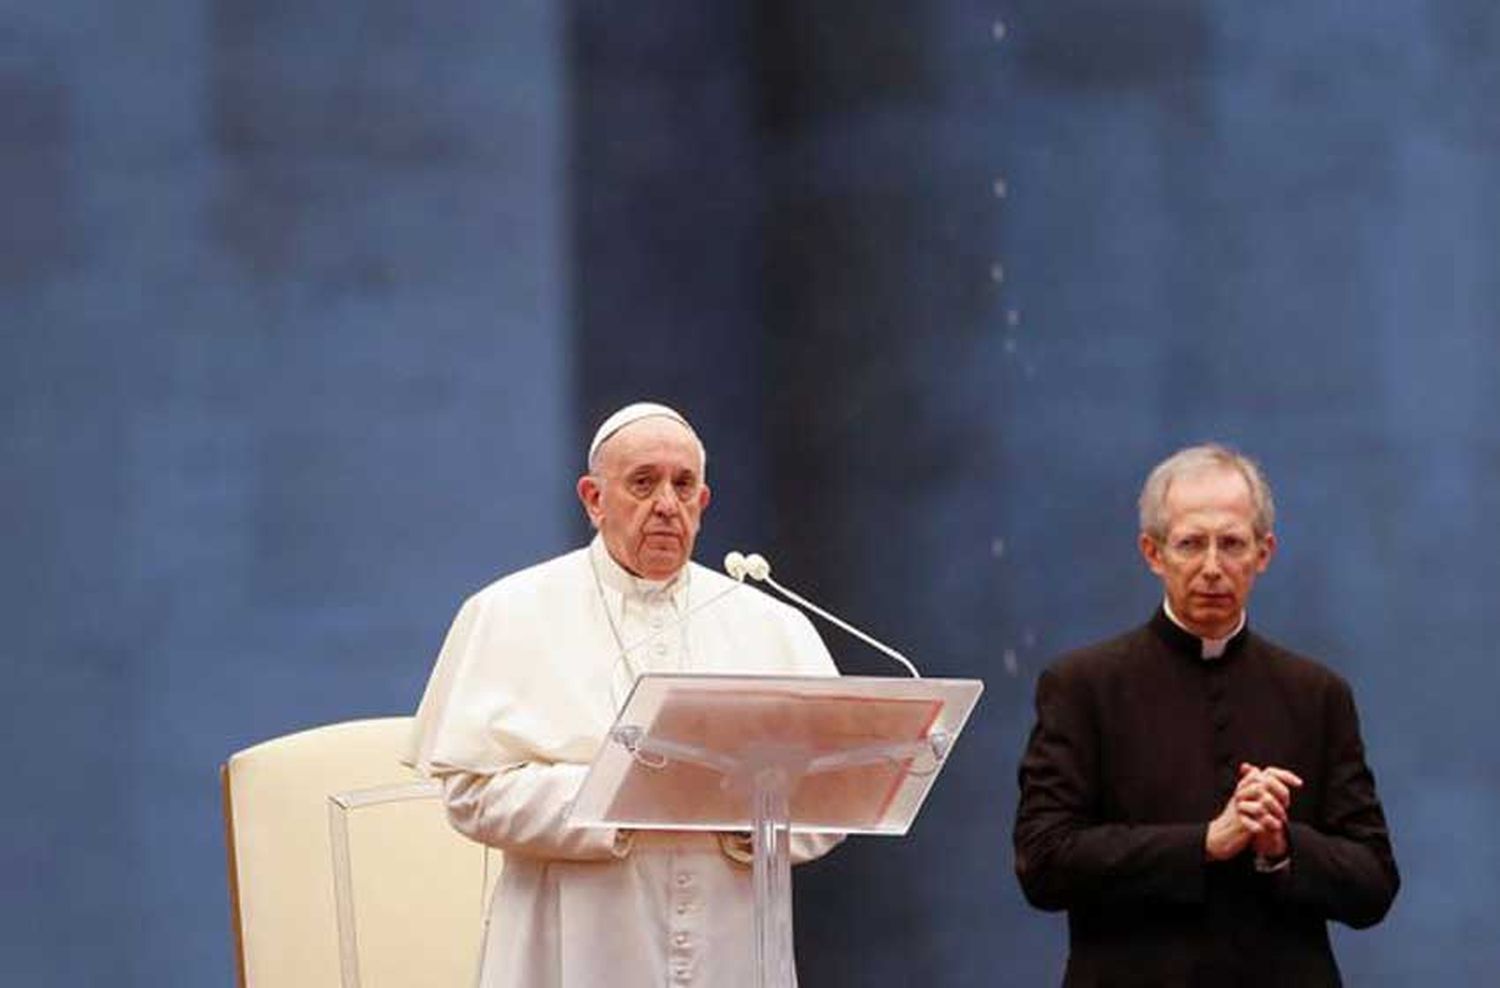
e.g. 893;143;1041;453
594;416;706;474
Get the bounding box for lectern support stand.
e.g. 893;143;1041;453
750;762;794;988
570;674;984;988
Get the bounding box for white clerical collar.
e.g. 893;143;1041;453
588;535;688;605
1162;598;1245;660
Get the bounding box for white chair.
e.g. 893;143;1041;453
222;717;498;987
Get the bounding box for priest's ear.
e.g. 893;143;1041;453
577;474;604;529
1139;532;1167;576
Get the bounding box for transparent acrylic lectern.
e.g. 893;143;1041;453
568;673;983;988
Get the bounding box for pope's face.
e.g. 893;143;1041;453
1139;466;1275;639
577;418;710;581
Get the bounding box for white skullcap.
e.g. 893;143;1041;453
587;401;695;466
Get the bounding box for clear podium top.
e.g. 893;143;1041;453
569;674;983;836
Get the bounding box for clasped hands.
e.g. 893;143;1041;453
1205;762;1303;863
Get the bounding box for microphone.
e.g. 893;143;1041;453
724;550;770;582
722;550;922;678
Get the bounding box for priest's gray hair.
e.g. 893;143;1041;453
1138;443;1275;541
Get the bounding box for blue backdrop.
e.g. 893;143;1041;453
3;1;1497;984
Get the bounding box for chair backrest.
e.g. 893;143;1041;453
222;717;497;988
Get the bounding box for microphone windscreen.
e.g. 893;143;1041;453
745;553;771;581
723;551;747;580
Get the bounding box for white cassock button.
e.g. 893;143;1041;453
675;902;689;915
676;874;691;887
675;932;689;946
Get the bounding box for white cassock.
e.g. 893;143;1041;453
408;536;844;988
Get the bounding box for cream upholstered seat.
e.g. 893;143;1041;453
222;717;498;988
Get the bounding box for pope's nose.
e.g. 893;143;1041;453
651;486;680;515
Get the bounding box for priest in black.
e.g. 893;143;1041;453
1013;444;1398;987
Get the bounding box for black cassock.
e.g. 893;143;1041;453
1014;609;1398;988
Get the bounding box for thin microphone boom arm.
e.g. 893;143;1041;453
724;551;922;678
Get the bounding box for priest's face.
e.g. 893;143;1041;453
577;417;711;580
1138;466;1275;639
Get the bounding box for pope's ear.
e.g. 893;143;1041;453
1139;532;1166;575
697;483;711;514
577;475;603;527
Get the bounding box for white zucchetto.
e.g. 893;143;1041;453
587;401;694;465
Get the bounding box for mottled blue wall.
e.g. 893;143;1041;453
4;0;1498;984
1;1;570;983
